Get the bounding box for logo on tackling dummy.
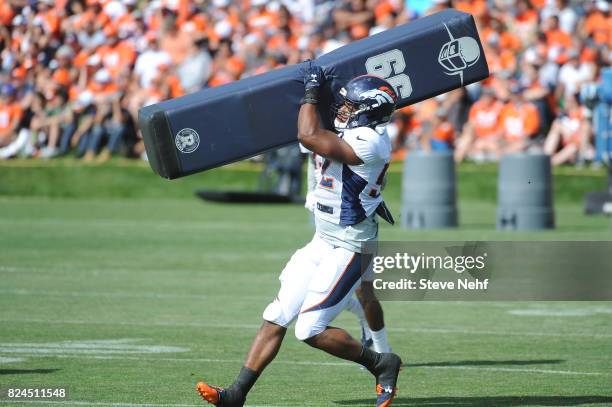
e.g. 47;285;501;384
175;128;200;154
438;23;481;86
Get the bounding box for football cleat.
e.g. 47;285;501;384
196;382;220;405
373;353;402;407
376;383;397;407
195;382;245;407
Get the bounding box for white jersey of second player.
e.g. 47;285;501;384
311;126;391;226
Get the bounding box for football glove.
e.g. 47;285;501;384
301;61;325;104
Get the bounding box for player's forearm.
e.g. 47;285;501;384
297;105;361;165
297;103;320;146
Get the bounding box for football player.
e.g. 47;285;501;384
196;63;402;407
305;133;392;355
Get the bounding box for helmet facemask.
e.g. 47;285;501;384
332;98;360;132
332;76;398;132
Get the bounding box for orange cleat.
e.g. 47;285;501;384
196;382;221;405
195;382;245;406
376;383;397;407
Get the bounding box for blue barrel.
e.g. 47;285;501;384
401;151;458;229
497;153;555;230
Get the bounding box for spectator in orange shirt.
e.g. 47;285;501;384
513;0;538;44
96;27;136;78
0;84;23;147
543;15;573;51
581;1;610;47
0;84;28;159
424;107;455;152
333;0;375;40
248;0;278;33
544;94;594;165
455;88;503;162
498;84;540;154
159;11;192;65
35;0;61;36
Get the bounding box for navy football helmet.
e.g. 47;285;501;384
333;75;398;131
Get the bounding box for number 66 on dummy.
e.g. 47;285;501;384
139;9;489;180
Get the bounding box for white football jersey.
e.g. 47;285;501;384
312;126;391;226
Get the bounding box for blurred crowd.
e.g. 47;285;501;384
0;0;610;165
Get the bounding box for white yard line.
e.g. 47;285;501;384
394;326;612;338
0;356;25;363
0;289;209;301
2;317;611;338
424;365;605;376
0;318;262;330
0;289;270;301
0;353;605;376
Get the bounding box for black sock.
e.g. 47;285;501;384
356;346;382;374
229;366;259;396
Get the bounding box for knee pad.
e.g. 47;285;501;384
294;313;325;341
262;300;291;327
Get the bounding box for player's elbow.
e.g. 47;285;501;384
297;129;315;147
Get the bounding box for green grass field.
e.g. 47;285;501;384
0;160;611;407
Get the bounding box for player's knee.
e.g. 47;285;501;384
262;300;291;328
294;316;324;341
357;281;376;305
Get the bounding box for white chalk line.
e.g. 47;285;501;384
2;317;609;339
402;326;612;338
0;356;25;363
0;318;263;330
423;365;605;376
508;307;612;317
0;339;188;356
0;289;271;301
0;352;604;377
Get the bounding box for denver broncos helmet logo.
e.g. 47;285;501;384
358;88;396;108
